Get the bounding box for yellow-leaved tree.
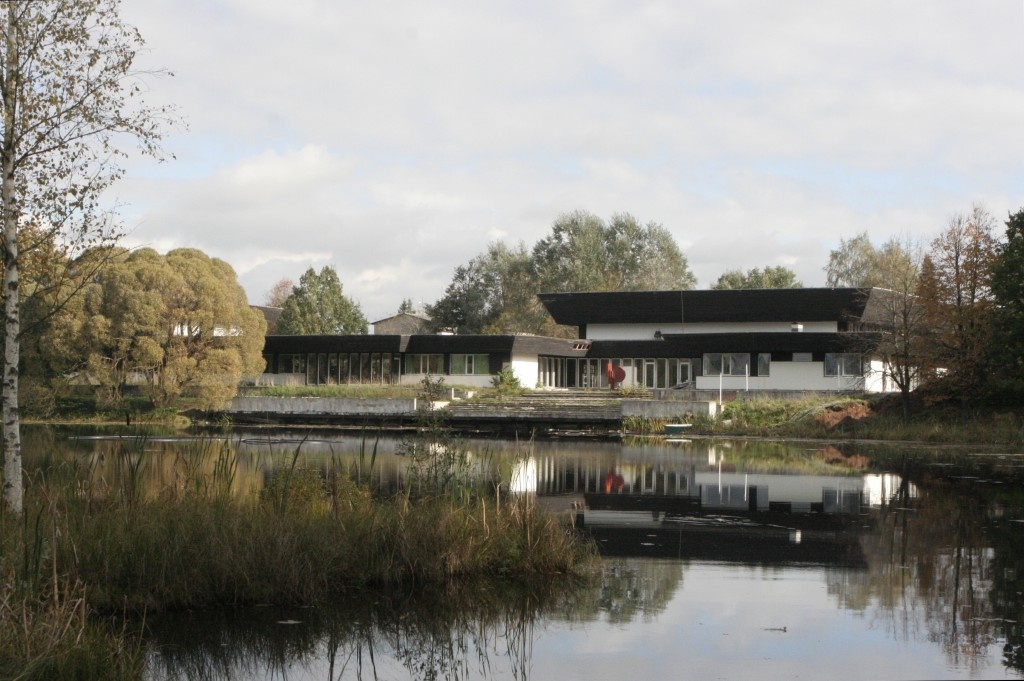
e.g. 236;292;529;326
45;248;266;411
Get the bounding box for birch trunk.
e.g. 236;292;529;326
1;1;22;514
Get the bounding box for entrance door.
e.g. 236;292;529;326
677;360;691;386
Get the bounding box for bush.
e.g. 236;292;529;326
490;368;524;396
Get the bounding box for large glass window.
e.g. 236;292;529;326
451;353;490;375
405;354;444;374
279;354;306;374
703;353;750;376
824;353;862;377
306;354;317;384
757;353;771;377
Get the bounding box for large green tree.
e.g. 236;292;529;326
989;208;1024;387
1;0;172;513
430;211;695;336
711;266;802;290
532;211;695;293
46;248;266;410
276;266;368;335
426;252;501;334
427;242;531;334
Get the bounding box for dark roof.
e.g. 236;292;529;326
264;335;405;354
263;334;588;358
538;288;873;326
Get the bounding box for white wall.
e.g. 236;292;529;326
510;353;540;389
695;361;868;392
585;323;683;340
679;321;837;334
585;321;837;339
863;359;892;393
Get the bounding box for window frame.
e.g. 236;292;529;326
703;352;751;377
450;353;491;375
405;353;444;375
824;352;862;377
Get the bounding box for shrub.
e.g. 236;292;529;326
490;368;524;396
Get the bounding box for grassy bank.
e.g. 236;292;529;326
0;441;595;678
700;395;1024;446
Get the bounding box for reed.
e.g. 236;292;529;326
7;436;595;617
2;423;595;677
0;505;143;681
621;415;667;435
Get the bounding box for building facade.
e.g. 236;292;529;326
258;288;894;394
536;288;887;392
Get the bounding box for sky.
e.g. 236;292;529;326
113;0;1024;323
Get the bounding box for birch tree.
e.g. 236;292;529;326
1;0;172;513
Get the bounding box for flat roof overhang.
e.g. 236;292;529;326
538;288;872;326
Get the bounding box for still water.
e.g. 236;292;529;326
25;427;1024;680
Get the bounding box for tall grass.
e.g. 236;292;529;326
243;384;419;399
6;436;595;617
1;433;595;678
0;502;143;680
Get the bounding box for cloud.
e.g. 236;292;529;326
115;0;1024;320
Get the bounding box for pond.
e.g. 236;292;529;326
23;426;1024;680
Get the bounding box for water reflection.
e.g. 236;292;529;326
145;581;577;681
22;427;1024;679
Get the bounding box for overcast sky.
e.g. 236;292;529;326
114;0;1024;322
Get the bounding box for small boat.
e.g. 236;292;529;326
664;423;693;436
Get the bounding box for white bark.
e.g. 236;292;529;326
2;1;22;514
0;0;172;514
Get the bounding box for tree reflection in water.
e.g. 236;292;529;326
852;451;1024;676
144;579;581;681
143;560;684;681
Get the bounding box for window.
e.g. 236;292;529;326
279;354;306;374
703;353;750;376
793;352;812;362
451;353;490;375
825;353;862;377
757;353;771;377
306;354;317;384
405;353;444;374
